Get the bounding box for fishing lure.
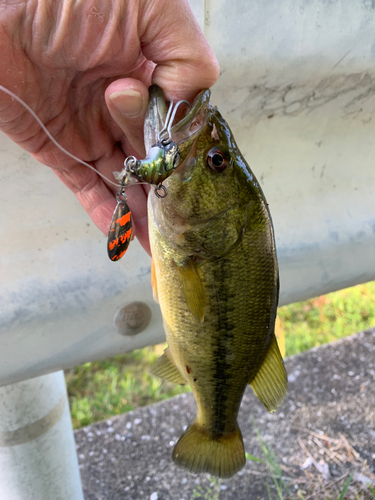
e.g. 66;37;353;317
0;84;189;261
107;186;133;261
114;98;190;193
107;98;191;261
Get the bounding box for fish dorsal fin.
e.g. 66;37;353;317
249;334;287;412
175;259;205;323
149;348;186;385
151;258;159;303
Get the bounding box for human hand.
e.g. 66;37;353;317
0;0;219;255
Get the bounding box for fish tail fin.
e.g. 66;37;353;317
172;421;245;478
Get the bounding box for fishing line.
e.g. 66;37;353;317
0;84;129;189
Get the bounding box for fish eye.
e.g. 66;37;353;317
206;147;230;172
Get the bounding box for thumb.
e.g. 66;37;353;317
139;0;220;102
105;78;150;157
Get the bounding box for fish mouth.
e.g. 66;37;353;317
144;85;211;150
143;85;211;177
168;89;211;167
170;89;211;145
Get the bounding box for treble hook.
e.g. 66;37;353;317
158;99;192;145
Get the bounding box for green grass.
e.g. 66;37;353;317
65;281;375;429
189;477;222;500
279;281;375;356
65;345;190;429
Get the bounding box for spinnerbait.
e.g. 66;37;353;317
107;185;133;261
0;84;188;262
107;98;191;261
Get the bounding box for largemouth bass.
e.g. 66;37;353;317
147;86;287;478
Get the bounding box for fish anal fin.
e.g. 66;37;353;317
176;259;205;323
172;421;245;479
151;258;159;303
149;348;186;385
249;334;288;412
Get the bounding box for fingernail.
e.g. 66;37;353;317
109;89;143;117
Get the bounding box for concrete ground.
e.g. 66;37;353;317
75;328;375;499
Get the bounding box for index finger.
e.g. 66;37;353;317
139;0;220;101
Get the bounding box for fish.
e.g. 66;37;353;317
147;85;287;478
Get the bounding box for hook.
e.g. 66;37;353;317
158;100;192;145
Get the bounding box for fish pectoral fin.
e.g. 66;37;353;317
149;348;186;385
175;258;205;323
249;334;288;412
151;258;159;303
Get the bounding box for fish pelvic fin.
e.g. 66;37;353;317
149;348;186;385
172;421;245;479
249;334;288;412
